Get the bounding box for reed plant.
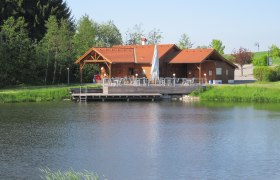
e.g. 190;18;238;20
40;168;101;180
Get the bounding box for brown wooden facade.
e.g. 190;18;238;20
75;44;237;84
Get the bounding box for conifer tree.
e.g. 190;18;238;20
0;17;33;86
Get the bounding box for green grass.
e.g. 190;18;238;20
223;54;233;61
0;84;101;103
253;51;280;65
40;168;101;180
195;82;280;103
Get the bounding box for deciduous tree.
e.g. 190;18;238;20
56;19;74;83
209;39;225;54
73;15;98;58
252;54;267;66
39;16;74;84
125;24;163;45
125;24;144;45
147;28;162;44
232;47;253;76
96;20;123;47
269;44;280;60
177;33;193;49
41;16;60;84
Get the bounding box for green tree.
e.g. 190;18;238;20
0;17;34;87
39;16;74;84
147;28;162;44
56;19;74;84
269;44;280;60
73;15;98;58
72;15;99;83
0;0;73;40
96;20;123;47
73;16;123;82
177;33;193;49
40;16;60;84
125;24;164;45
209;39;225;54
125;24;144;45
252;54;268;66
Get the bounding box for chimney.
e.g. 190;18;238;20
141;37;147;45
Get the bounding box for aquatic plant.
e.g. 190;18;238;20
40;168;102;180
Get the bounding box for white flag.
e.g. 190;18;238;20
150;45;159;81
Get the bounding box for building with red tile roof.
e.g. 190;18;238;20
75;44;237;83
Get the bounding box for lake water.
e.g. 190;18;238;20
1;101;280;179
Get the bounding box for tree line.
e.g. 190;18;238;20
0;0;123;87
1;0;280;87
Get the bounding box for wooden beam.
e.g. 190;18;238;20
91;55;102;60
104;62;112;78
84;60;108;63
199;63;201;84
109;63;112;78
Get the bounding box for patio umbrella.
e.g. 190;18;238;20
150;44;159;81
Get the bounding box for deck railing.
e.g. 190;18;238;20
102;77;207;87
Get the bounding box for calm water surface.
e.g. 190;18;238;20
1;101;280;179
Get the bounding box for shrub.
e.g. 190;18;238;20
274;65;280;80
253;66;277;82
252;54;267;66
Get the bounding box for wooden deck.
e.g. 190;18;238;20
71;93;162;102
70;84;204;102
107;85;202;95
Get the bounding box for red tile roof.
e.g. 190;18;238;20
113;44;178;63
75;45;236;68
76;44;178;64
170;49;214;63
75;47;135;64
169;48;238;68
95;48;135;63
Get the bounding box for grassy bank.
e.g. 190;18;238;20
40;168;100;180
0;84;101;103
195;82;280;103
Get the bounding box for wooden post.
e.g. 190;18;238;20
104;62;112;78
199;63;202;84
109;63;112;78
80;63;84;83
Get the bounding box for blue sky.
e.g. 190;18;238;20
66;0;279;53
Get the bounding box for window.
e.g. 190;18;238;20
128;68;134;76
209;70;212;76
216;68;222;75
226;69;229;76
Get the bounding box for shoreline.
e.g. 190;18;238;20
0;84;101;103
1;82;280;103
195;83;280;103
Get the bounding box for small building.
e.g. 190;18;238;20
167;48;237;84
75;44;237;84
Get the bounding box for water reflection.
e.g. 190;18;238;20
1;101;280;179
